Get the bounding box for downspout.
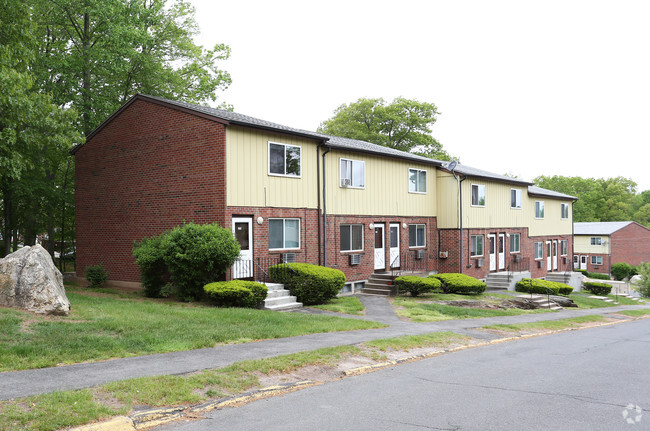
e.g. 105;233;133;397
322;146;331;267
317;145;321;266
450;167;466;274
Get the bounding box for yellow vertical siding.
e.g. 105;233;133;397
226;126;319;208
574;235;611;254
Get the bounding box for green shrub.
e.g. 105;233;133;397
583;282;612;296
394;276;441;297
633;262;650;298
431;273;486;295
587;272;610;280
269;263;345;305
611;263;634;281
132;222;240;301
85;263;109;288
515;278;573;295
203;281;268;308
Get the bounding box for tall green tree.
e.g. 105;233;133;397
318;97;452;161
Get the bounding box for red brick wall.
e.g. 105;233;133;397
611;223;650;267
75;99;227;282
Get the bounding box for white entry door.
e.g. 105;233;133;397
389;223;400;268
232;217;253;279
580;255;588;270
498;233;506;270
573;255;579;269
374;224;385;270
546;241;552;271
552;240;558;271
488;234;497;271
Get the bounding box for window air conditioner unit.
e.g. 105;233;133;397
282;253;297;263
477;258;484;268
341;178;351;187
416;249;426;260
537;260;544;268
514;254;522;263
349;254;361;265
439;251;449;259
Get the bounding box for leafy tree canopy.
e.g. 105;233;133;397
318;97;452;161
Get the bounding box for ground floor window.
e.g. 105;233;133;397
510;233;520;253
340;224;364;251
269;218;300;250
591;256;603;265
409;224;426;247
534;242;544;259
470;235;484;257
560;240;568;256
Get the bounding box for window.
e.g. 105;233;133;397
510;189;522;209
269;218;300;249
510;233;521;253
340;224;364;251
408;169;427;193
560;240;568;256
409;224;426;247
535;201;545;219
340;158;365;188
590;237;602;245
268;142;301;177
471;184;486;206
534;242;544;260
470;235;484;257
591;256;603;265
561;203;569;219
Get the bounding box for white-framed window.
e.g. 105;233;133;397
408;224;426;247
510;233;521;253
560;240;568;256
591;256;603;265
340;158;365;188
470;235;484;257
340;224;364;252
268;141;301;177
269;218;300;250
534;242;544;260
560;203;570;219
471;184;486;207
510;189;522;209
408;169;427;193
590;237;602;245
535;201;545;219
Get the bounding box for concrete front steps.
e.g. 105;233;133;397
362;273;396;296
263;283;302;311
516;294;563;310
485;272;510;290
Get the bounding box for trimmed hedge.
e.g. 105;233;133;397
431;273;486;295
269;263;345;305
575;269;611;280
203;281;268;308
515;278;573;295
583;282;612;296
394;276;441;297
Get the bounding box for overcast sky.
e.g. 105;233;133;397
189;0;650;191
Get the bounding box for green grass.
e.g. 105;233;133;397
364;331;471;351
617;309;650;317
482;315;607;332
392;297;551;322
310;296;365;315
0;289;384;372
569;293;639;308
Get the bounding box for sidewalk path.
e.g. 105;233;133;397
1;296;648;401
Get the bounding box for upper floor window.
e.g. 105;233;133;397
408;169;427;193
510;233;521;253
269;218;300;250
340;158;365;188
535;201;545;219
340;224;364;252
561;203;570;219
471;184;486;207
409;224;426;247
269;142;301;177
590;237;602;245
470;235;484;257
510;189;522;209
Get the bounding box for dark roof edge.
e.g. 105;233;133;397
323;142;445;167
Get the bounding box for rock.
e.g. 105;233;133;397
0;245;70;315
548;295;578;308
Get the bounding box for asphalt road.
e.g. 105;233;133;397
159;318;650;431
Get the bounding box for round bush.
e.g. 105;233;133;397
133;234;168;297
431;273;486;295
85;263;109;288
269;263;345;305
515;278;573;296
611;263;633;281
204;281;268;308
583;282;612;296
394;276;441;297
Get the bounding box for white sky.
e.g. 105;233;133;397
189;0;650;191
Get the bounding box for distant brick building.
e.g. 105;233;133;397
573;221;650;274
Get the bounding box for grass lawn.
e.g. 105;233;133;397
310;296;365;315
569;293;640;308
481;315;607;332
0;286;384;372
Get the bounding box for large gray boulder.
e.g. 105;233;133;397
0;244;70;315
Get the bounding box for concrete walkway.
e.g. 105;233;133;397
1;295;649;401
